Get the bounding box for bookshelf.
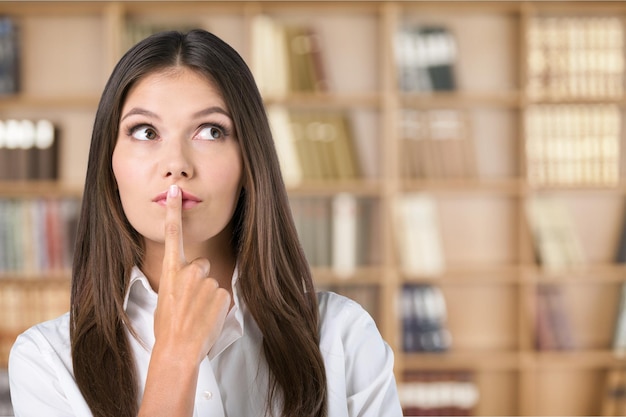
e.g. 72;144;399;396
0;1;625;416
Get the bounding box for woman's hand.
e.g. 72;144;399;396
139;184;231;417
154;183;231;364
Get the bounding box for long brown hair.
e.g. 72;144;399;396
70;29;327;417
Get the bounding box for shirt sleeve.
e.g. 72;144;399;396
9;329;81;417
320;293;404;417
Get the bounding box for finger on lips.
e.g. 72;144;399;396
164;184;186;268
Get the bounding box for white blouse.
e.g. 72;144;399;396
9;266;402;416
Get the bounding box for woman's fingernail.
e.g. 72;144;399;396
169;184;179;198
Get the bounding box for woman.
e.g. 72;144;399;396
9;29;401;417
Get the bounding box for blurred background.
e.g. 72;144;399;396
0;1;625;416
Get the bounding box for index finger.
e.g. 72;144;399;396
163;184;186;269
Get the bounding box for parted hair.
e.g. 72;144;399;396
70;29;327;417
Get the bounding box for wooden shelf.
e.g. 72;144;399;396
403;350;521;371
401;90;522;109
286;179;383;196
0;95;99;110
264;92;381;109
0;273;71;283
402;178;525;195
311;266;387;285
0;181;83;198
0;1;624;416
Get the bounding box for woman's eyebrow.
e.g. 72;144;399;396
192;106;232;120
120;107;160;122
120;106;232;122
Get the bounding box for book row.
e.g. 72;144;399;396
0;281;69;332
266;103;621;187
398;370;478;416
0;119;59;181
399;109;476;179
527;16;624;99
252;16;328;96
401;283;451;353
393;192;626;278
527;193;626;275
269;107;362;186
289;194;380;276
525;104;621;187
290;192;462;279
534;280;626;353
399;280;625;355
395;25;458;92
0;198;79;275
393;193;445;277
525;194;585;272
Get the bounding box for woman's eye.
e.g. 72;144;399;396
197;125;224;141
131;126;158;141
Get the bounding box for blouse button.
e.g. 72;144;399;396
202;391;213;400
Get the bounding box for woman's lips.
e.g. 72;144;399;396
152;189;202;209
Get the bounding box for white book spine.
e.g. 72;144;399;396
331;193;357;278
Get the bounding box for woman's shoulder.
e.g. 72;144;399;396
9;312;94;416
316;291;379;341
11;312;71;358
317;291;366;317
316;291;402;416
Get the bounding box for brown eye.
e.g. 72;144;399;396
197;125;224;141
131;125;158;141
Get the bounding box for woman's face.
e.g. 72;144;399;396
112;67;243;254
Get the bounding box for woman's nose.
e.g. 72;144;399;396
161;139;193;179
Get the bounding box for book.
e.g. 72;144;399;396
0;120;5;181
524;104;620;187
321;111;361;181
399;108;476;180
251;14;289;97
2;119;20;181
331;193;357;277
0;197;79;275
14;119;34;181
395;24;458;92
34;119;58;180
0;16;19;96
289;195;378;272
268;106;303;187
535;284;575;351
268;109;361;183
612;282;626;354
393;193;445;276
525;195;585;272
527;16;624;100
0;118;58;182
283;25;328;93
399;370;478;416
0;368;12;416
425;109;475;178
401;283;451;353
602;367;626;416
252;16;328;96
